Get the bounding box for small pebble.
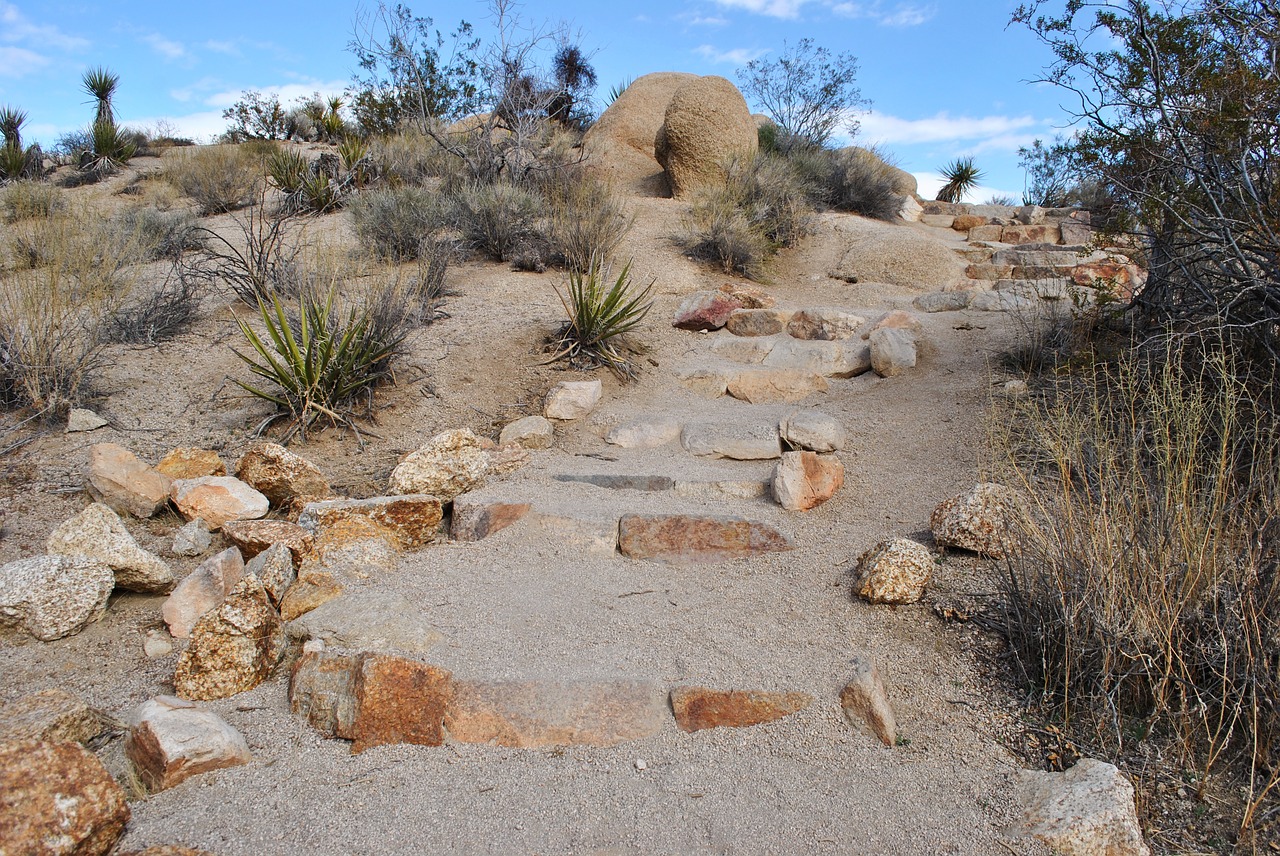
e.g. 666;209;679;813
634;759;648;771
143;628;174;658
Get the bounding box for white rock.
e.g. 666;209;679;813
0;555;115;641
869;328;917;378
606;419;682;449
544;380;602;420
143;629;174;659
771;451;844;511
763;339;871;378
786;308;866;341
46;502;174;593
172;518;212;557
388;429;489;501
681;423;781;460
898;195;923;222
125;695;252;792
161;547;245;639
66;409;108;433
499;416;554;450
1017;759;1150;856
780;410;845;452
170;477;269;530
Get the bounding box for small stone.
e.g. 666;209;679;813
869;327;917;378
451;496;531;541
171;518;212;557
786;308;865;341
853;538;934;605
1017;759;1151;856
780;410;845;453
930;482;1023;559
727;369;829;404
1002;223;1062;245
67;408;108;433
1002;379;1030;398
285;590;444;656
289;649;362;739
499;415;554;450
965;262;1015;281
244;542;296;607
952;214;987;232
672;290;743;330
174;573;284;701
605;419;682;449
161;547;245;640
279;570;343;621
921;213;954;228
839;655;896;746
155;448;226;480
46;502;175;593
670;686;812;732
297;495;443;551
144;629;174;659
234;442;329;508
388;429;489;501
350;654;454;753
618;514;794;564
0;555;114;641
125;695;252;792
680;423;780;460
485;442;531;475
724;308;789;337
634;758;648;771
310;535;402;580
0;739;129;856
445;679;667;748
170;477;269;530
86;443;172;518
0;689;116;745
913;291;972;313
772;451;844;511
221;519;314;566
544;380;603;421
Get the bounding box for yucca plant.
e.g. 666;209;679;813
80;120;136;177
0;106;41;183
232;288;405;441
548;258;654;380
935;156;984;203
298;173;341;213
82;67;120;126
267;148;309;193
338;136;372;187
0;106;27;149
321;97;345;142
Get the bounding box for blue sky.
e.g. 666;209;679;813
0;0;1078;201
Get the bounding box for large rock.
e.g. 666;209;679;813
0;739;130;856
618;513;794;564
827;214;966;289
447;679;668;748
930;482;1022;558
221;519;314;566
499;415;554;450
670;687;812;732
543;380;602;421
170;477;269;530
297;495;443;550
86;443;172;518
0;555;114;641
840;655;896;746
285;590;443;656
727;368;829;404
913;291;972;313
655;75;757;198
786;308;865;341
869;327;918;378
0;689;116;745
155;448;225;480
244;542;296;607
125;695;252;792
772;451;844;511
450;496;531;542
278;569;343;621
174;573;284;700
780;410;845;452
852;538;934;605
672;290;744;331
1017;759;1150;855
235;442;329;507
161;547;245;640
290;649;362;739
46;502;174;593
387;429;489;501
582;71;699;195
350;654;454;753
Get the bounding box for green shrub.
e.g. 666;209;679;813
1;181;62;223
348;186;448;261
78;120;136;179
267;148;309;194
935;156;983;203
548;259;653;379
452;181;543;262
371;131;453;185
164;146;261;215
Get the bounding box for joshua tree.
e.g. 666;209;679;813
935;157;983;203
0;106;26;150
82;67;120;126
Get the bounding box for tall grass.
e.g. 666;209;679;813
163;145;261;214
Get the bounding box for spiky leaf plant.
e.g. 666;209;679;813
935;156;984;203
548;258;654;380
82;67;120;126
0;106;27;149
80;120;136;177
267;148;309;193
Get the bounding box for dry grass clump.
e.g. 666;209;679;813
1;181;63;223
118;206;203;261
347;186;449;261
370;131;455;186
452;181;542;262
992;339;1280;838
547;177;633;272
804;146;904;221
163;145;262;214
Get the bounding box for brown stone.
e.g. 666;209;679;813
86;442;172;518
350;654;454;753
0;739;130;856
670;686;812;732
724;308;788;337
1001;223;1062;245
161;547;245;639
485;443;531;476
868;309;924;337
297;495;443;551
125;695;252;792
290;649;362;739
618;513;794;564
655;75;757;198
446;679;667;747
839;655;896;746
771;451;844;511
785;308;864;341
235;442;330;508
1071;260;1144;298
278;570;343;621
930;482;1022;559
853;538;934;605
170;477;269;530
155;448;226;480
967;224;1005;242
726;368;829;404
220;519;314;566
450;496;532;542
965;262;1014;280
388;429;489;500
0;689;116;745
174;574;284;701
952;214;987;232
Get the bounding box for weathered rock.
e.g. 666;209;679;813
853;537;934;605
243;542;296;607
1060;219;1096;246
446;679;667;747
286;590;443;656
655;75;757;198
680;422;780;460
0;555;114;641
952;214;987;232
772;451;844;511
67;408;108;433
869;310;923;337
618;514;794;564
717;282;775;309
0;689;116;745
839;655;896;746
605;418;682;449
672;290;742;331
290;649;362;739
279;570;343;621
968;224;1005;243
725;308;789;337
672;480;770;501
763;339;871;378
46;502;174;593
913;290;972;313
670;686;812;732
450;496;531;542
174;573;284;701
527;512;620;555
221;519;314;566
581;71;699;195
155;448;225;480
235;442;329;507
1017;759;1151;856
786;308;865;341
555;474;674;492
869;327;918;378
779;410;845;452
898;194;923;222
161;547;245;640
1002;223;1062;245
965;262;1014;281
920;213;954;229
0;739;129;855
171;518;212;557
388;429;489;501
499;415;554;450
86;443;172;518
125;695;251;792
1071;260;1144;297
543;380;603;421
727;368;829;404
677;365;731;398
143;629;173;659
351;654;454;753
297;495;443;550
930;482;1022;558
970;289;1034;312
709;334;776;364
170;477;269;530
485;442;531;476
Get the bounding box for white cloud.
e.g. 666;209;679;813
204;40;239;55
0;3;88;51
680;13;730;26
858;110;1040;145
0;44;46;75
143;33;187;60
712;0;808;19
694;44;769;65
832;1;936;26
204;79;350;110
120;110;226;144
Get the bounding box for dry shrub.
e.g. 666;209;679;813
371;131;455;186
101;273;204;345
451;181;543;262
992;340;1280;833
1;181;63;223
163;145;262;215
548;177;633;272
347;186;449;261
811;146;904;221
118;206;203;261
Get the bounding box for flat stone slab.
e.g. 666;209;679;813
527;512;620;555
671;686;813;732
680;423;781;460
618;514;795;564
298;495;443;550
672;480;770;501
727;368;829;404
552;474;676;492
604;419;682;449
762;339;871;378
285;590;444;656
451;496;532;542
